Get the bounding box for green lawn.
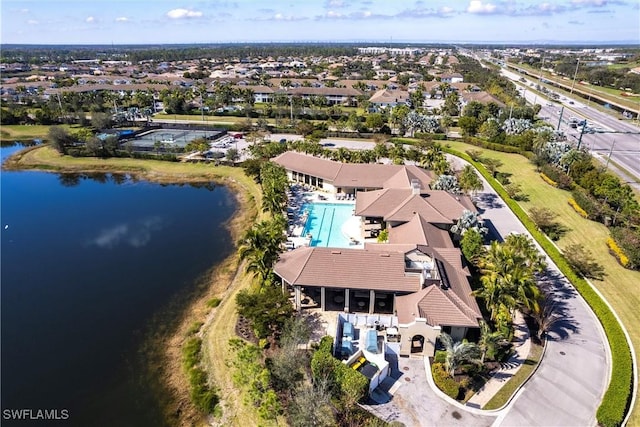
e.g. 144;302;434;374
0;124;75;142
445;139;640;425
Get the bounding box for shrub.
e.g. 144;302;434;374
568;198;589;218
563;243;606;280
206;297;222;308
540;164;572;189
431;363;460;399
182;337;219;413
607;237;630;268
610;227;640;270
434;350;447;364
540;173;558;187
571;189;609;221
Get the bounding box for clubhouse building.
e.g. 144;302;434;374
273;152;483;357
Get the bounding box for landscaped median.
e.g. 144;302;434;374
443;146;634;427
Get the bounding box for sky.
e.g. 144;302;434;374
1;0;639;45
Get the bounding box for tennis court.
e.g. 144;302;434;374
128;129;225;150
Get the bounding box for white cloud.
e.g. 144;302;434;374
115;17;129;22
467;1;498;14
27;19;39;25
326;0;345;7
572;0;607;5
86;16;96;23
326;10;344;18
439;6;454;14
166;8;203;19
20;8;29;13
89;217;164;249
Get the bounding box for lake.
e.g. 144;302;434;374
1;145;236;426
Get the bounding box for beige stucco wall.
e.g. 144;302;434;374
398;319;441;357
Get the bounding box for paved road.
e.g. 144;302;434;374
501;68;640;191
448;155;610;427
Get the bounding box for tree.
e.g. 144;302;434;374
458;165;483;195
439;333;481;377
365;113;385;133
238;218;286;285
91;112;112;130
530;294;560;341
48;125;71;154
478;320;506;364
236;285;294;340
458;116;479;136
530;207;563;240
225;147;239;162
443;91;460;116
460;228;484;265
564;243;606;280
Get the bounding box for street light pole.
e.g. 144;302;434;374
570;59;580;95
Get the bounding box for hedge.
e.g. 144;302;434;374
442;146;633;427
182;337;219;413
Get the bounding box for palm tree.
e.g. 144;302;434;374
477;321;506;364
440;333;481;377
238;219;286;285
458;165;483;196
531;294;560;341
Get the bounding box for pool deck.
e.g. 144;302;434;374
286;185;363;249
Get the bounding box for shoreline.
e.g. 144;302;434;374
4;145;263;426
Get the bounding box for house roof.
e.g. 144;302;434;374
369;89;410;105
274;246;421;293
388;214;453;247
355;189;474;224
396;284;481;328
272;152;433;190
460;91;506;107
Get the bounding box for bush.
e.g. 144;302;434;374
431;363;460;399
568;198;589;218
441;146;633;427
606;238;630;268
540;164;572;189
610;227;640;270
571;189;608;221
434;350;447;364
207;297;222;308
461;136;527;155
540;173;558;187
311;336;368;404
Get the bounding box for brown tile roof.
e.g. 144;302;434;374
388;214;453;247
385;194;453;224
273;152;433;190
272;151;342;181
369;89;410;104
274;246;421;292
355;189;413;217
396;284;480;327
460;91;506;107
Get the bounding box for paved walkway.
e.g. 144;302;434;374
466;312;532;409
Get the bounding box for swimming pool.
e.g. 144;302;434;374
302;202;356;248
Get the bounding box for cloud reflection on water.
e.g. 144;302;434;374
89;216;165;248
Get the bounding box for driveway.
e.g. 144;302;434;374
468;159;610;427
362;357;495;427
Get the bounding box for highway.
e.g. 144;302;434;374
500;68;640;191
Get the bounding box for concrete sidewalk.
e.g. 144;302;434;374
465;311;532;409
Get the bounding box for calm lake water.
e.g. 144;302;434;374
1;145;236;426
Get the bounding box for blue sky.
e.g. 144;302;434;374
1;0;639;45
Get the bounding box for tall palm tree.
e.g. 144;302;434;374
238;219;286;285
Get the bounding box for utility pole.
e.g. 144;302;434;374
605;139;616;169
577;119;587;150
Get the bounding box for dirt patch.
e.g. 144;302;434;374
235;315;258;344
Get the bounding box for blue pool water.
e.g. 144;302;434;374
302;202;355;248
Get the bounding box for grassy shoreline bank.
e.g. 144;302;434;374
4;145;264;425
